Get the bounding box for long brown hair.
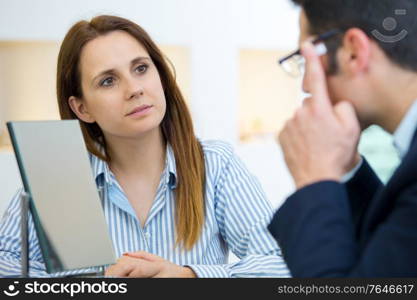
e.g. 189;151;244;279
57;15;206;250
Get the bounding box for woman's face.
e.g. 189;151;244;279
70;30;166;140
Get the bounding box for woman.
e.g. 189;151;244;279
0;15;289;278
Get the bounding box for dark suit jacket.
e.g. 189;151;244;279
268;130;417;277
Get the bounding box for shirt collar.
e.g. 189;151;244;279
89;153;112;187
393;99;417;158
89;143;178;189
165;144;177;189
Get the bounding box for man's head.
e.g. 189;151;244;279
292;0;417;130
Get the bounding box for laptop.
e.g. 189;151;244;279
7;120;116;276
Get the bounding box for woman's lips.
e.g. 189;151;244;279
126;105;153;117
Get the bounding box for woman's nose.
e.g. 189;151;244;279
125;77;144;100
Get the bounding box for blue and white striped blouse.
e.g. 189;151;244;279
0;140;290;277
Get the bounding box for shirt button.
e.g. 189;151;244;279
144;232;151;239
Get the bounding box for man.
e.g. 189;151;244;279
268;0;417;277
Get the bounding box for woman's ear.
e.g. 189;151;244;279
68;96;95;123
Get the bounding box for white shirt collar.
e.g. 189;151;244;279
90;143;177;189
393;99;417;158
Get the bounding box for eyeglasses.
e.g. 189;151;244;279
278;29;341;77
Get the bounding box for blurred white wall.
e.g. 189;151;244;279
0;0;299;216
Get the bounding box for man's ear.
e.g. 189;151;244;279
68;96;95;123
341;28;371;75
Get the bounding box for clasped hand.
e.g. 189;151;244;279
105;251;196;278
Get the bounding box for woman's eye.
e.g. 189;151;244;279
100;77;114;87
135;64;148;74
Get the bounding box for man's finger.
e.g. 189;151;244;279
333;101;360;134
301;41;332;112
278;121;291;147
302;96;314;108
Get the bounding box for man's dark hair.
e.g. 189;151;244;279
292;0;417;73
